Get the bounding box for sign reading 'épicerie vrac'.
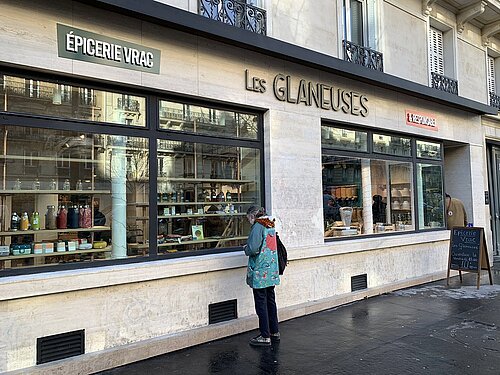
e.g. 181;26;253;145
57;23;161;74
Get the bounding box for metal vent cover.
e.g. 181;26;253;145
37;329;85;365
209;299;238;324
351;274;368;291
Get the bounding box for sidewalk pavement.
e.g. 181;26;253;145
99;263;500;375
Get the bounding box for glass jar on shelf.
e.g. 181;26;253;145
62;179;71;191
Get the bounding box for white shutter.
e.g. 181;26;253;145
429;27;444;75
367;0;377;49
488;56;496;95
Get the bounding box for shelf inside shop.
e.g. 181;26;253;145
158;213;246;219
157;178;254;184
0;190;111;195
158;236;247;247
0;246;112;261
156;201;254;206
0;226;111;236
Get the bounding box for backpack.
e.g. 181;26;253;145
276;233;288;275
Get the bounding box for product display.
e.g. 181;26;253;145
10;212;20;231
20;212;30;231
57;205;68;229
45;205;57;230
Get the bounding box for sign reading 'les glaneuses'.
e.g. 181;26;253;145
57;24;161;74
245;69;369;117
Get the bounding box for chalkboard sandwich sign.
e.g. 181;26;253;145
446;227;493;289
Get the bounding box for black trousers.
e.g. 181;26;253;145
252;286;279;338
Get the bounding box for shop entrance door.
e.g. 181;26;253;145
488;145;500;255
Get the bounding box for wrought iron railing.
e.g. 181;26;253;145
342;40;384;72
431;72;458;95
489;92;500;109
199;0;266;35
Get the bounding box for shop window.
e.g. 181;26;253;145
416;164;445;229
0;74;146;127
487;55;500;108
322;124;444;238
0;126;149;271
156;139;260;254
159;100;258;140
416;140;441;160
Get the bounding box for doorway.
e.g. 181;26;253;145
487;143;500;256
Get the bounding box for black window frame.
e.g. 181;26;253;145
321;120;445;241
0;66;265;277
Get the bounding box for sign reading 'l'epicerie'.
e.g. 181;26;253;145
406;110;437;131
57;23;160;74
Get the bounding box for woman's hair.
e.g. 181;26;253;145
247;205;266;218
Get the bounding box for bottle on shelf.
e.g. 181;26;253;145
226;191;232;201
76;179;83;191
32;178;40;190
49;178;58;190
46;205;57;230
20;212;30;231
79;205;92;228
179;188;185;202
211;190;217;202
68;205;80;229
57;205;68;229
30;211;40;231
13;178;22;190
62;179;71;191
10;212;20;231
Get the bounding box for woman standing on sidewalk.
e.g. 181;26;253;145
244;206;280;347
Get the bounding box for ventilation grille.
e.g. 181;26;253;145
37;330;85;365
209;299;237;324
351;274;368;291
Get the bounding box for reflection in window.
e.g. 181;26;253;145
0;126;149;270
157;139;261;254
321;126;368;151
159;100;258;139
0;74;146;127
416;140;441;160
417;164;444;229
373;133;411;156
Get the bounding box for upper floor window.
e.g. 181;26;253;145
342;0;383;71
428;24;458;95
199;0;267;35
343;0;377;48
488;55;500;109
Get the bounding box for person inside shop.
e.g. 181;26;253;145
445;193;468;229
323;187;340;224
244;205;280;347
372;194;386;223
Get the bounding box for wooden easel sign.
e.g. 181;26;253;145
446;227;493;289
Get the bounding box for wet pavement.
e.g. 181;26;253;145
99;262;500;375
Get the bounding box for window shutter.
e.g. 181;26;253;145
429;27;444;75
488;56;496;95
367;0;377;49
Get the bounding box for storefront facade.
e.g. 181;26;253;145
0;0;496;373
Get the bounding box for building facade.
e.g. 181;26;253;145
0;0;499;372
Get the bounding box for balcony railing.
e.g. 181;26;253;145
342;40;384;72
431;72;458;95
490;92;500;110
199;0;266;35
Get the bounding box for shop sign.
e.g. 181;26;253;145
57;23;161;74
245;70;369;117
406;110;437;131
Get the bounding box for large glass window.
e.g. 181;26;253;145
156;140;260;254
159;100;258;139
0;73;263;274
0;125;149;270
0;74;146;127
322;124;443;238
